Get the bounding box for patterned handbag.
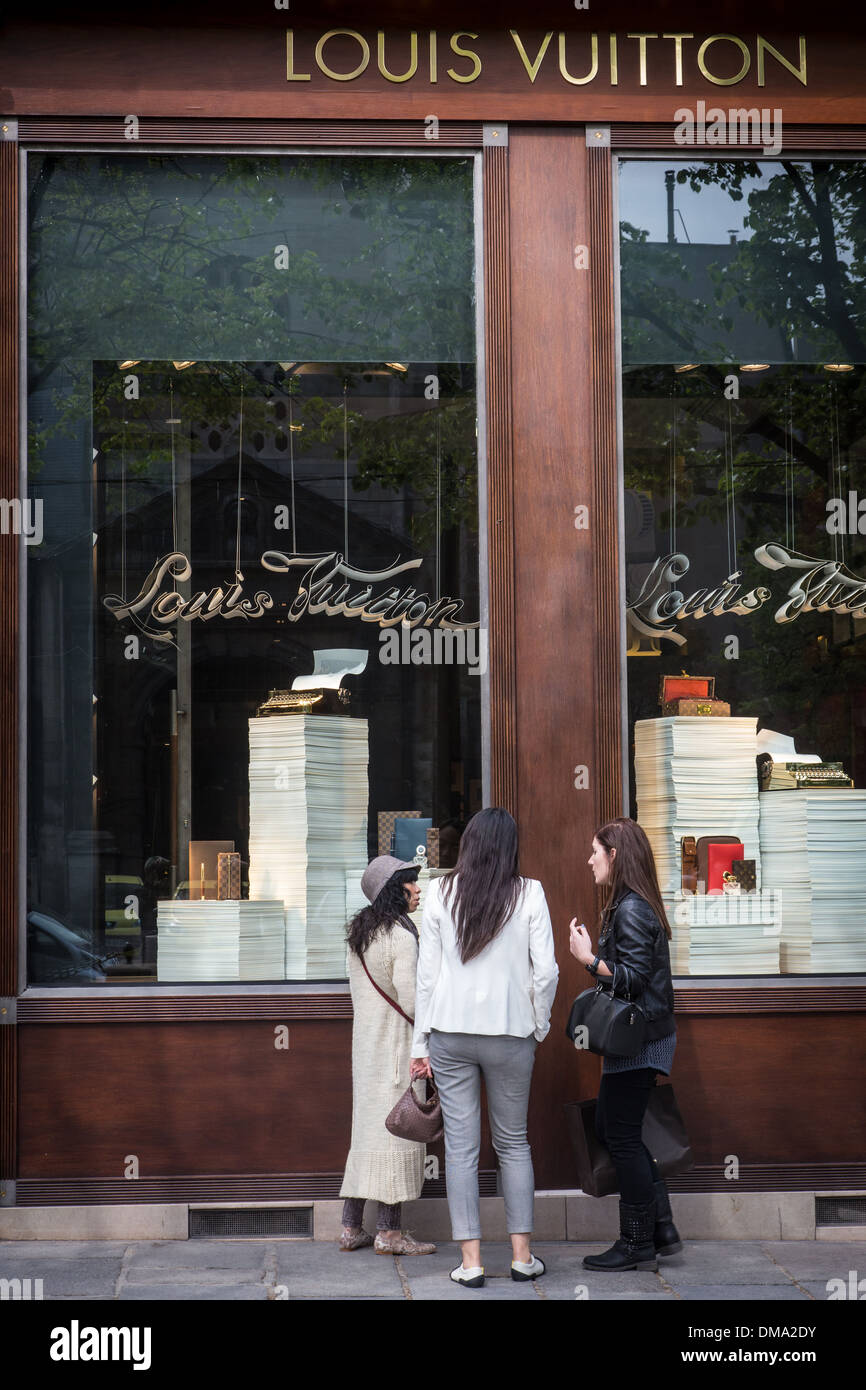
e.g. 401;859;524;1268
385;1080;444;1143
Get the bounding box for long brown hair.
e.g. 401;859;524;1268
595;817;671;940
440;807;523;963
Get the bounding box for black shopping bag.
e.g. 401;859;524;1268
563;1083;694;1198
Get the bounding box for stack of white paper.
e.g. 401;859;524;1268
248;713;369;979
156;900;285;981
760;789;866;972
634;717;762;975
673;892;782;974
758;794;813;971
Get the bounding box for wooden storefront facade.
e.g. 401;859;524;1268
1;2;865;1209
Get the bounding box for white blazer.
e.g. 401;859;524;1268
411;875;559;1057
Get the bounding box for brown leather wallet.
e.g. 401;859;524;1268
681;836;698;894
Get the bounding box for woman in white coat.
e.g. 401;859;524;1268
410;807;559;1288
339;854;436;1256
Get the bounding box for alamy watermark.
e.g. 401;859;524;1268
675;888;783;936
674;101;783;157
1;1276;44;1299
0;498;43;546
378;624;487;676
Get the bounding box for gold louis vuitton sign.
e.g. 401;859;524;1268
287;31;807;88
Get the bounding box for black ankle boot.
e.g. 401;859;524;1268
652;1178;683;1256
583;1199;659;1272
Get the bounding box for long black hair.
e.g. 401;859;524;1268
346;867;419;956
440;806;523;963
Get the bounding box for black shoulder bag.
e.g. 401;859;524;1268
565;921;648;1057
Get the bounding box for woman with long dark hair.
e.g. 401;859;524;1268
569;816;682;1272
339;854;436;1256
410;807;559;1288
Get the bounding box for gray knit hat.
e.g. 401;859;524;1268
360;854;417;905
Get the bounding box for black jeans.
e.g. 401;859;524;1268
595;1067;658;1206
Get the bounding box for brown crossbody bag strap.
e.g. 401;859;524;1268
359;952;415;1026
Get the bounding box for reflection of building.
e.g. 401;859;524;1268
3;7;866;1236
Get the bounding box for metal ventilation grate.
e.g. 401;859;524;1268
815;1197;866;1226
189;1207;313;1238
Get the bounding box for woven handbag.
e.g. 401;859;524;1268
385;1080;444;1143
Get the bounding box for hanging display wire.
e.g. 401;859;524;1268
343;379;349;563
784;383;795;552
289;386;297;554
668;382;677;556
435;406;442;600
120;417;127;600
829;379;845;566
169;380;178;555
724;397;738;575
235;381;245;580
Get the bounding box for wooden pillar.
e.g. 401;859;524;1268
0;127;20;1202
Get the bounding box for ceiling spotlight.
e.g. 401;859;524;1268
171;361;196;371
823;363;854;372
674;363;700;373
385;362;408;372
740;363;770;371
118;360;141;369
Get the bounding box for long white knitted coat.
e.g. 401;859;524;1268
340;923;426;1204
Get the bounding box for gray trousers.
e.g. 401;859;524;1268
428;1029;537;1241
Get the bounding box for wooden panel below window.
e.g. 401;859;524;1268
17;1020;492;1181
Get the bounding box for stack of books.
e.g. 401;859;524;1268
156;900;285;981
634;716;763;974
760;789;866;972
248;713;369;979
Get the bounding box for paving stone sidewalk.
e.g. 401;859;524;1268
2;1237;864;1300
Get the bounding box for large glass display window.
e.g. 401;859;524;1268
26;152;481;985
619;157;866;976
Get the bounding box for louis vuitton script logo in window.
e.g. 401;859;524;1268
628;543;866;646
103;550;477;644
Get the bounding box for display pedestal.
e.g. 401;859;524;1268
248;713;369;979
665;891;782;974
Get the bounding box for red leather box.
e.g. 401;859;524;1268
659;674;715;709
707;842;744;894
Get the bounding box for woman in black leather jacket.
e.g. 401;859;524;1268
569;816;683;1272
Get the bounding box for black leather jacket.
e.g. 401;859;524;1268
596;889;675;1042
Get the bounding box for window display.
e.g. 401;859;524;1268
619;158;866;976
26;153;480;985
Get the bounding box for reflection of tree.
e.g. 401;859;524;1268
623;363;865;560
675;161;866;363
621;161;866;539
90;361;477;549
620;223;733;363
27;153;475;474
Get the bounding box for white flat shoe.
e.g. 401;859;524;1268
511;1254;546;1281
450;1264;485;1288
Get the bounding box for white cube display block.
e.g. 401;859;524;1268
157;899;286;981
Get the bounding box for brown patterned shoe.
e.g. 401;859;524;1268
374;1230;436;1255
339;1226;374;1252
